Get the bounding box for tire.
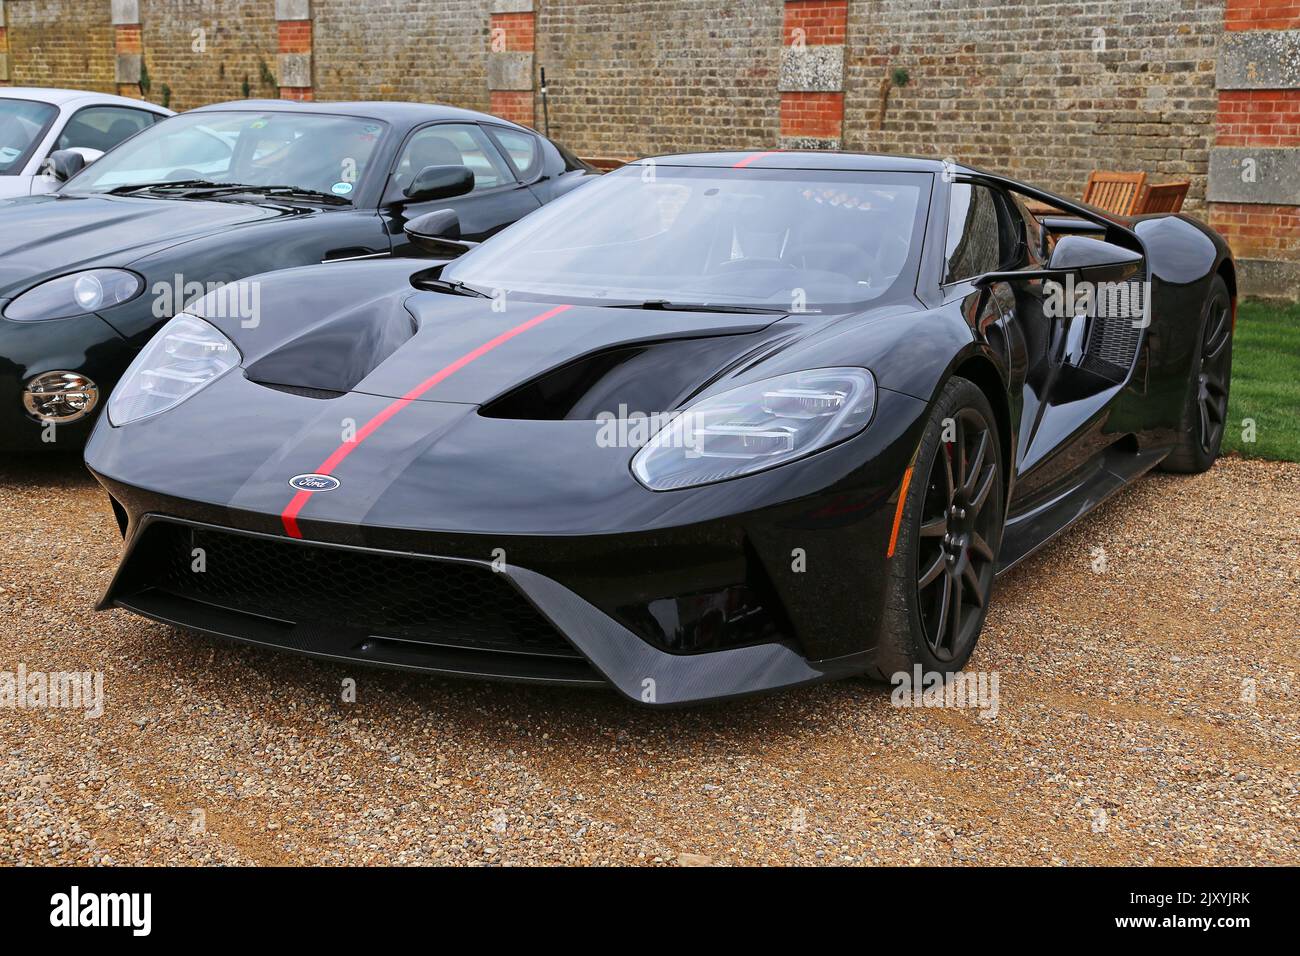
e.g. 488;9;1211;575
866;376;1005;680
1160;275;1233;474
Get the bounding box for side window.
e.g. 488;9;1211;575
944;183;1005;284
57;107;155;155
487;127;541;180
394;123;514;195
1009;193;1043;260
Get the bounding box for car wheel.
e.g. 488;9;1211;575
868;376;1004;680
1159;275;1233;474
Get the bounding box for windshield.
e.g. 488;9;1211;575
443;165;930;312
63;110;387;198
0;99;58;175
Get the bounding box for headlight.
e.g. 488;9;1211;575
107;314;239;426
4;269;144;322
632;367;876;490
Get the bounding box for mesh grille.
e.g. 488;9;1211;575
135;523;578;657
1083;271;1148;378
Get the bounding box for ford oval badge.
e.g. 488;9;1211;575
289;473;340;492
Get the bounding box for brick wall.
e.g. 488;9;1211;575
844;0;1221;219
312;0;489;110
536;0;781;156
3;0;115;92
1208;0;1300;295
0;0;1297;299
137;0;279;110
1216;90;1300;146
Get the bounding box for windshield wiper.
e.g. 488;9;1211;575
108;181;351;205
608;300;793;315
417;278;492;298
106;179;220;195
169;183;353;205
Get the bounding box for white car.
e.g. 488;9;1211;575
0;87;172;199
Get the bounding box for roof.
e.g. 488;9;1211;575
189;99;525;130
0;87;172;112
639;150;963;173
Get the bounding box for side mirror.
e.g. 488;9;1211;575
973;237;1144;289
44;149;86;182
1047;235;1144;284
403;164;474;203
404;208;478;257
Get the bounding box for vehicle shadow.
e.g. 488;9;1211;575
0;450;98;488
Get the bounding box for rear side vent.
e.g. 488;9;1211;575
1083;268;1147;380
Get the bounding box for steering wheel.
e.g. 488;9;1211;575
715;257;798;272
163;168;205;181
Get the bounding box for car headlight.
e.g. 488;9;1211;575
107;314;239;426
632;367;876;490
4;269;144;322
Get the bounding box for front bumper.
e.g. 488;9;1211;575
99;513;869;705
86;384;929;705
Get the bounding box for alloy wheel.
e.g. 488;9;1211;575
1197;294;1232;456
916;407;1000;662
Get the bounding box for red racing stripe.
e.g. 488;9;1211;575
732;150;780;169
280;303;574;538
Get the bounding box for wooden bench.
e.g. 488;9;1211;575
1082;170;1147;216
1137;180;1190;214
1025;173;1188;220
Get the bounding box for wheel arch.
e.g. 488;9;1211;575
1216;257;1238;328
950;353;1014;506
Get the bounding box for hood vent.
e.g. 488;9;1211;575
479;334;767;421
250;380;346;400
241;298;417;396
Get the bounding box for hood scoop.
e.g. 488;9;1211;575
480;334;767;421
243;297;417;396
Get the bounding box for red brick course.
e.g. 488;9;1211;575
278;20;312;54
1225;0;1300;30
491;12;536;53
1216;89;1300;147
491;90;535;127
1210;202;1300;258
784;0;848;46
780;91;844;138
115;24;142;55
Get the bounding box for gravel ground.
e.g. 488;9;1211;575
0;454;1296;866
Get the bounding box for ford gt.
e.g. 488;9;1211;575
85;151;1236;705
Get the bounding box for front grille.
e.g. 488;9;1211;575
130;522;579;658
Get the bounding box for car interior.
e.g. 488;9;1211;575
466;173;927;309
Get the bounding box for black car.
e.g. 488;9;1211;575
0;99;596;451
87;151;1235;706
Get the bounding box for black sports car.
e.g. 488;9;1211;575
86;151;1236;706
0;99;595;451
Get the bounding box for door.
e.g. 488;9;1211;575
996;190;1148;509
942;182;1053;501
381;122;542;256
32;105;161;194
